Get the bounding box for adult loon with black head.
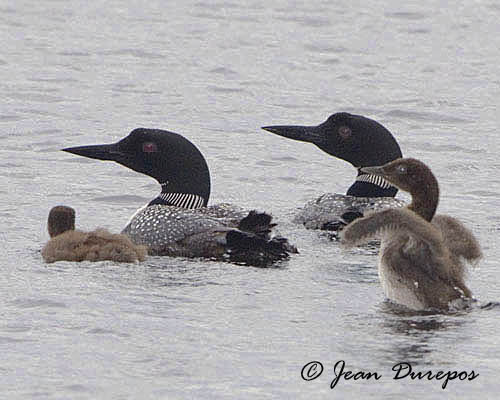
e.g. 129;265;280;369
63;128;297;266
262;112;405;233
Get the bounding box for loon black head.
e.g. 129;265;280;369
62;128;211;206
262;113;403;197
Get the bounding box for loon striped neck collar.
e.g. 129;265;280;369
346;172;398;197
159;192;205;209
147;184;206;209
355;173;393;190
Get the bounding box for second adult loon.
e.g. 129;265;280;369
262;112;405;233
62;128;297;266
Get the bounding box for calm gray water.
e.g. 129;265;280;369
2;0;500;398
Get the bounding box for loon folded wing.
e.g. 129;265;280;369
121;205;296;264
196;202;248;223
122;205;230;249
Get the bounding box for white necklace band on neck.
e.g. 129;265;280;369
355;174;393;190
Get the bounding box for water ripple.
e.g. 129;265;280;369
385;11;428;20
6;92;71;103
57;51;91;57
206;85;244;93
87;328;130;337
91;195;149;204
276;15;330;27
385;109;470;123
0;114;23;122
99;48;164;60
0;336;35;343
10;298;67;309
209;67;238;76
304;44;349;54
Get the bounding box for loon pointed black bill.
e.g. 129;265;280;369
262;125;325;146
62;142;123;162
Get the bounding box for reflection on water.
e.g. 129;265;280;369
377;302;478;368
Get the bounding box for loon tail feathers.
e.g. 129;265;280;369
341;208;446;257
226;211;297;267
226;230;296;267
237;210;277;239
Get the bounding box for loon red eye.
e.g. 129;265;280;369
142;142;158;153
338;126;352;139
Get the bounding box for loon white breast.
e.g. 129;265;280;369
262;113;405;233
62;128;297;266
341;158;482;311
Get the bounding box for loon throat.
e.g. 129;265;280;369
155;192;205;209
147;184;206;209
355;173;394;190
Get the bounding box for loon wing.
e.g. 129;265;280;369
342;208;440;245
432;214;482;280
197;202;247;221
122;205;232;249
432;214;482;262
121;205;296;264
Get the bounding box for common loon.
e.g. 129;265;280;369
262;113;405;233
42;205;148;263
62;128;297;266
341;158;482;311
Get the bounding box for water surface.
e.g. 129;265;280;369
1;0;500;398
